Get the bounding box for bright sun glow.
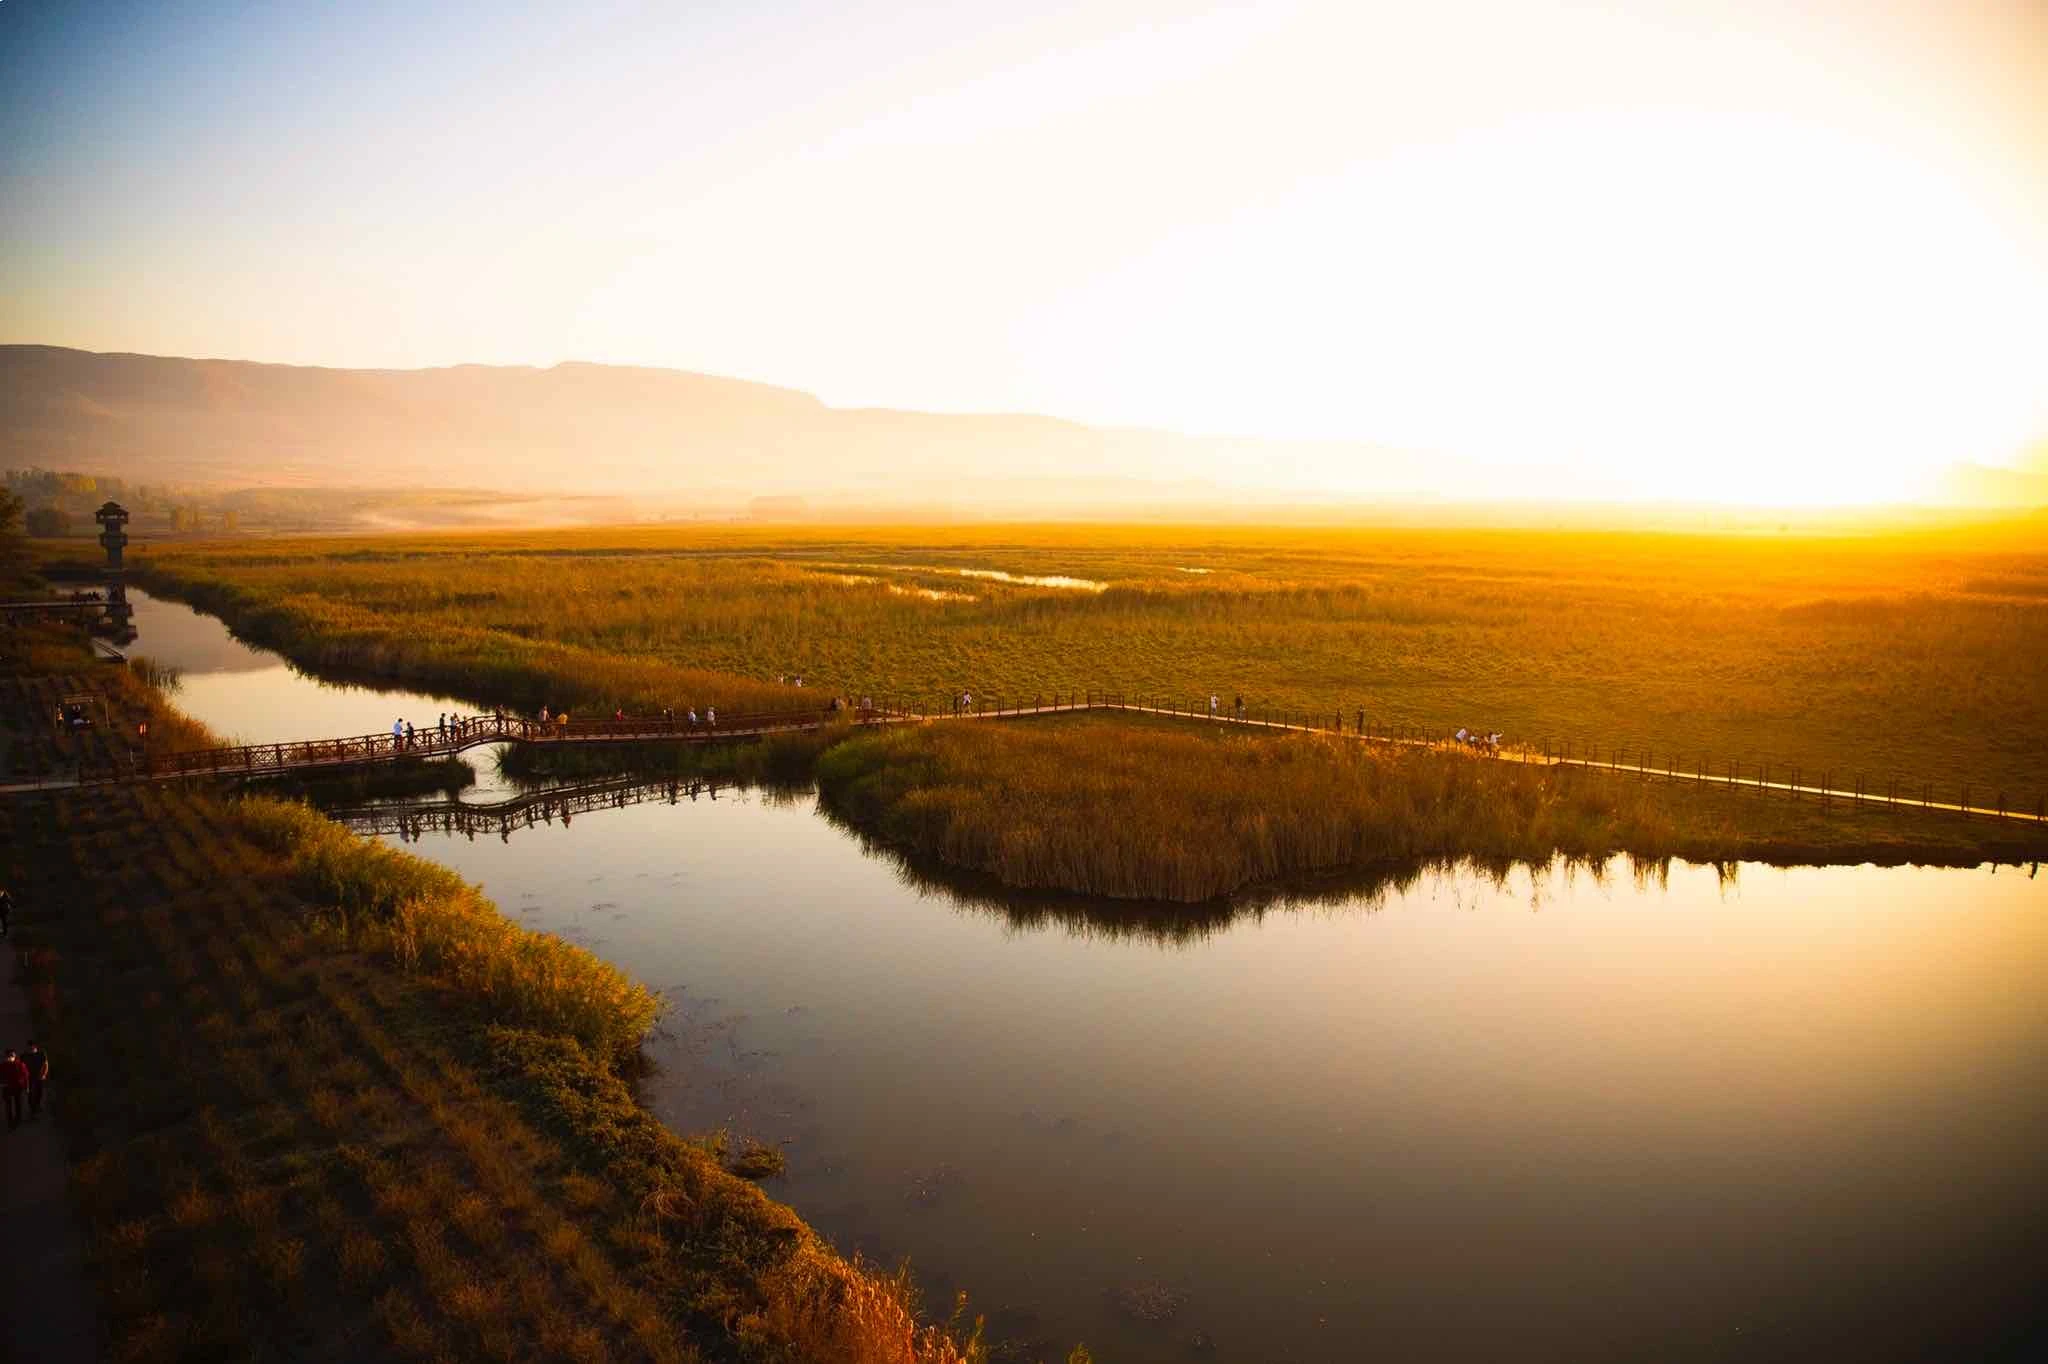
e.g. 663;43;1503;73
3;0;2045;506
1029;111;2048;505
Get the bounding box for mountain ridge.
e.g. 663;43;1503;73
0;344;1335;503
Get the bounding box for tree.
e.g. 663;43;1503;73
0;487;24;569
26;505;73;537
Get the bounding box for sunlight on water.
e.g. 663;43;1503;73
825;561;1108;591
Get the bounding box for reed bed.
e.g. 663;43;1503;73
129;521;2048;797
816;715;2047;902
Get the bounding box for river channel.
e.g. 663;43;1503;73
123;588;2047;1362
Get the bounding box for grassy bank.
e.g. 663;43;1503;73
815;714;2048;902
496;722;854;790
260;755;477;802
120;521;2048;799
130;566;811;720
1;630;1015;1362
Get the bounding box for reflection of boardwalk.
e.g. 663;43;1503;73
324;775;732;841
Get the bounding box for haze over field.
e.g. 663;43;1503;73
5;1;2047;512
0;344;1447;511
6;346;2048;519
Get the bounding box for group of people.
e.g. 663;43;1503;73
1;887;48;1134
2;1042;49;1131
1455;726;1504;754
389;713;482;747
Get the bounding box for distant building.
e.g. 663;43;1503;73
94;500;130;569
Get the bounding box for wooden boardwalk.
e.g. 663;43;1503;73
5;692;2043;825
1090;698;2048;825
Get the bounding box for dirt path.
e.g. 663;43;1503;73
1;914;100;1364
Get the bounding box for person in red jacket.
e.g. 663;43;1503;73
1;1049;28;1130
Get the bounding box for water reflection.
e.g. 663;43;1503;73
125;588;482;743
325;773;737;842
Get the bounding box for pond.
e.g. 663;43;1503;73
124;588;2048;1362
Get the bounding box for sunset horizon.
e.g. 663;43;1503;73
7;0;2048;509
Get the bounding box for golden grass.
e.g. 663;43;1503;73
127;521;2048;801
228;796;659;1063
817;713;2048;902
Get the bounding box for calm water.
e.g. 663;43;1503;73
127;589;2048;1362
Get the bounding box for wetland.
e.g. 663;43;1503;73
117;586;2048;1363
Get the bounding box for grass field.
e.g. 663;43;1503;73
123;521;2048;806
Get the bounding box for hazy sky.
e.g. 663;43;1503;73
4;0;2045;502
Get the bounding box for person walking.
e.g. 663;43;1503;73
403;719;415;748
1;1050;26;1131
0;886;12;939
706;706;716;729
22;1041;47;1118
392;718;404;748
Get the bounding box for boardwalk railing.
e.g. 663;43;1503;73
139;705;912;780
1082;692;2048;826
18;687;2045;826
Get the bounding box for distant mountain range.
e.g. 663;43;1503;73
0;345;1451;513
1936;444;2048;509
5;345;2042;515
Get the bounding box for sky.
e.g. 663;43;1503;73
3;0;2046;505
